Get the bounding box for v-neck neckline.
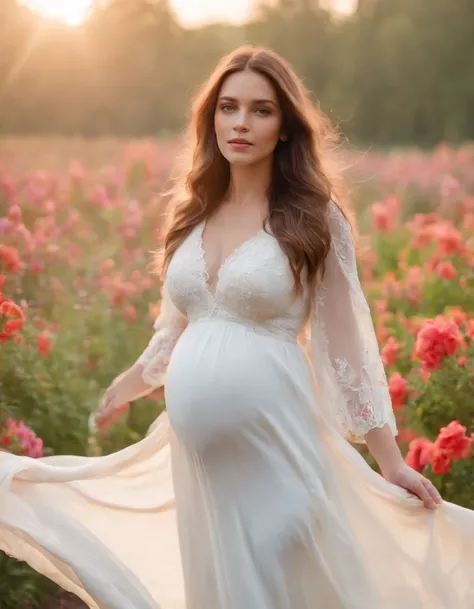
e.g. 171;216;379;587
197;220;266;298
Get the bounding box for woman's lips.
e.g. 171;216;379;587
228;141;253;150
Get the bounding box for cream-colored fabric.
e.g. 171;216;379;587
136;283;188;388
1;202;474;609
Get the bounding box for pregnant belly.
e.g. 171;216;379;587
164;320;306;452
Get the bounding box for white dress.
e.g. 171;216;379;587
1;201;474;609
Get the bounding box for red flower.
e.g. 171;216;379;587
0;244;22;273
431;450;452;475
37;334;51;356
0;299;26;321
405;438;434;473
414;316;463;371
388;372;409;409
434;421;473;462
0;299;26;341
0;434;11;447
2;319;24;336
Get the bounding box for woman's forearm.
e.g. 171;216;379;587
364;424;405;478
112;363;156;404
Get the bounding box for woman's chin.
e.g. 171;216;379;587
224;151;264;167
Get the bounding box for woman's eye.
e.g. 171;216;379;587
256;107;271;116
221;104;234;112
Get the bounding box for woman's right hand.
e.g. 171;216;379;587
94;385;129;435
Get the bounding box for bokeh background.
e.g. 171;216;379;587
1;0;473;143
0;1;474;607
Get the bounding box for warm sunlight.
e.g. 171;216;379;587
170;0;253;27
21;0;254;28
21;0;356;29
20;0;93;26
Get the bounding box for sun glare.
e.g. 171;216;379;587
21;0;93;26
21;0;356;29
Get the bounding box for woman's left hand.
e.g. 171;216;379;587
384;463;443;510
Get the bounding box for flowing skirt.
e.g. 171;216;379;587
1;319;474;609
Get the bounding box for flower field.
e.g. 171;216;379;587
0;137;474;604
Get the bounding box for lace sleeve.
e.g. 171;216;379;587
310;201;398;443
136;282;188;387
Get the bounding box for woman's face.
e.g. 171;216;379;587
214;69;284;167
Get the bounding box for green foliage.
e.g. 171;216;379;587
406;348;474;439
0;552;55;609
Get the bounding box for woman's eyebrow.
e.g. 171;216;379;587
218;96;277;106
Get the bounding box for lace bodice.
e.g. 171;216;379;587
137;201;397;443
166;220;308;342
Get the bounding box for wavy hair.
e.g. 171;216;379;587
153;45;352;312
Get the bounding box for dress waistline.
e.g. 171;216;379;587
189;317;298;344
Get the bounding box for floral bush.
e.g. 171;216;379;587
0;139;473;606
352;151;474;508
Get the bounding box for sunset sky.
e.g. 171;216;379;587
21;0;356;28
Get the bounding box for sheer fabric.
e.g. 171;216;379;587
310;202;398;443
137;284;188;387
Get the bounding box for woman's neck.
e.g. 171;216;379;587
225;159;272;209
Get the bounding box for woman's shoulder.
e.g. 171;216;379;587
326;199;350;230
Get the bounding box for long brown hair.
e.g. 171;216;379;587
154;45;352;308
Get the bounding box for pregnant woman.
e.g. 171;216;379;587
1;45;474;609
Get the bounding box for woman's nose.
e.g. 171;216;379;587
233;110;249;132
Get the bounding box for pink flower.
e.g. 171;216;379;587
371;195;400;231
22;436;43;458
404;266;423;305
29;259;45;274
467;320;474;341
445;307;468;327
372;203;392;231
0;419;44;458
414;316;464;371
388;372;409;409
381;337;400;366
7;204;22;224
123;304;137;323
435;261;457;281
6;418;18;433
435;223;464;256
